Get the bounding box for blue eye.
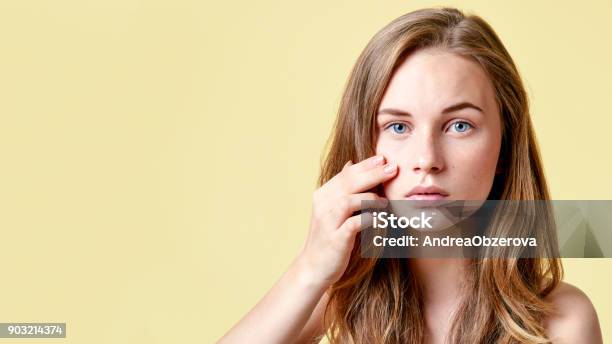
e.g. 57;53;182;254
389;123;407;134
450;121;472;133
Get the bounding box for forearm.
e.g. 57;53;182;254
217;256;329;344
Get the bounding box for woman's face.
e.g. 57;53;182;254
375;49;502;201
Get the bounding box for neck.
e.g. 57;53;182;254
408;258;469;304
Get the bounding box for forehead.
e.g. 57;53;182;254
378;49;498;114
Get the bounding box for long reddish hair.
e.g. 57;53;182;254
318;7;562;343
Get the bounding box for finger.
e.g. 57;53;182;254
322;193;387;229
336;161;398;195
350;193;388;212
329;155;384;189
340;161;351;173
328;156;385;194
347;155;385;173
338;212;373;237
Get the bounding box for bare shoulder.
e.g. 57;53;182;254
543;281;603;344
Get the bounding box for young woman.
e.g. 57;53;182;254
218;7;602;344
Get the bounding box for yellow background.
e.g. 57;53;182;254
0;1;610;343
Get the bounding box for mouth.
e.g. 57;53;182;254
405;185;450;201
405;193;449;200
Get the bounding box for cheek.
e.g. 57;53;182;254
375;138;401;160
451;140;500;195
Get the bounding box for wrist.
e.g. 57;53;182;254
290;254;332;292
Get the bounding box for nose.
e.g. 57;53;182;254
410;132;445;174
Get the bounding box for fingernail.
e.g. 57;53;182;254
383;163;397;174
371;155;384;166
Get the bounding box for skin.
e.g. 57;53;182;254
375;48;502;202
218;49;602;344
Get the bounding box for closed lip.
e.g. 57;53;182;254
405;185;449;199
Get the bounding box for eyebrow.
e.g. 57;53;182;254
377;102;484;117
